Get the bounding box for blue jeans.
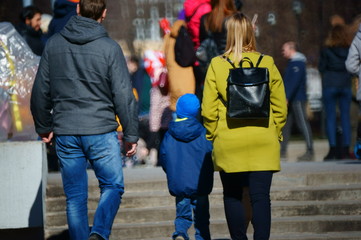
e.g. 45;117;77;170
173;195;211;240
55;131;124;240
323;87;352;146
220;171;273;240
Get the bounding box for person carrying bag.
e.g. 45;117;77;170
201;12;287;240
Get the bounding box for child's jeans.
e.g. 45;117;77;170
173;195;211;240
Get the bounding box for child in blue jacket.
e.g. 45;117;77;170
160;93;213;240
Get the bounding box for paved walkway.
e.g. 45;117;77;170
281;139;329;163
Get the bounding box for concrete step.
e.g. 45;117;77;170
44;161;361;239
46;184;361;212
46;163;361;198
131;231;361;240
45;215;361;240
45;199;361;227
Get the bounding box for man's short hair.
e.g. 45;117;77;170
79;0;106;21
285;41;297;51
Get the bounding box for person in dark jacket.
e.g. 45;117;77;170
199;0;236;57
160;93;213;240
16;5;44;56
234;0;243;10
281;41;314;161
46;0;78;39
319;25;352;160
197;0;237;93
30;1;139;239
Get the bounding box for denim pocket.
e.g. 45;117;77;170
88;132;120;162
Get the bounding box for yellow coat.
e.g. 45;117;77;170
201;52;287;173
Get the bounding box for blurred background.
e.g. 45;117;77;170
1;0;361;153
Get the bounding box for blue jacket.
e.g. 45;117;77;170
160;117;213;197
283;52;307;102
319;47;351;88
46;0;77;40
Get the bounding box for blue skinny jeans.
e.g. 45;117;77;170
173;195;211;240
323;87;352;147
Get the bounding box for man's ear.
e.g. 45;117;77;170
101;9;107;21
76;4;80;16
25;18;31;26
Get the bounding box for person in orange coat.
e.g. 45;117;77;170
162;19;196;112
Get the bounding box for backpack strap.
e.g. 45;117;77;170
221;57;236;106
227;54;264;68
226;57;236;69
255;54;264;67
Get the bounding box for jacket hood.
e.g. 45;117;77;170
328;47;349;59
291;52;306;62
184;0;211;17
357;23;361;39
60;15;107;44
168;118;204;142
53;0;77;18
170;20;186;38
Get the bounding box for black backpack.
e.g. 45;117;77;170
221;54;270;119
174;25;196;67
196;35;219;67
174;3;208;67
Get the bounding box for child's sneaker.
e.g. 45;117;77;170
354;141;361;160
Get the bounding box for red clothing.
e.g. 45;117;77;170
184;0;211;49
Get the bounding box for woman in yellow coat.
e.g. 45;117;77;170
202;13;287;240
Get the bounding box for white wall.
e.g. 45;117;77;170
0;141;47;229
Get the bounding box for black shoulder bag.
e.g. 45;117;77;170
221;54;270;119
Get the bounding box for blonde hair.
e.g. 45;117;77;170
224;13;256;63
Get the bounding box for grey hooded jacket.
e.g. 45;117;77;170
346;23;361;101
31;16;138;143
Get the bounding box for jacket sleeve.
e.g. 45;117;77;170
30;45;53;134
201;59;219;141
159;136;167;173
345;38;361;75
318;48;327;74
269;57;287;141
109;44;139;143
284;61;305;101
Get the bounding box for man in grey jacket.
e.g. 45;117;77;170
30;0;138;239
346;23;361;159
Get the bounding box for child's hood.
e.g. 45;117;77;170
168;118;204;142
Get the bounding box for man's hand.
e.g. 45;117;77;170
39;132;53;144
125;142;137;157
